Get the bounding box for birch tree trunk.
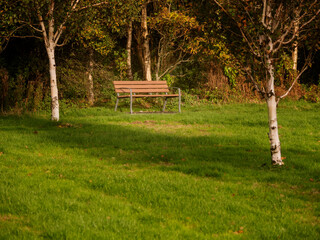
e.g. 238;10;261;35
38;1;60;121
141;3;152;81
126;20;133;80
266;55;283;165
87;48;95;106
47;45;60;121
292;10;299;71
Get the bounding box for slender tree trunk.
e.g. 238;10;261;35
155;37;163;81
155;61;160;81
87;48;95;106
46;44;60;121
37;0;60;121
292;10;299;71
126;20;133;80
135;28;145;77
141;3;152;81
292;41;298;71
266;55;283;165
46;4;59;122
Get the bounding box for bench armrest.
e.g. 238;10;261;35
116;87;133;96
168;87;181;95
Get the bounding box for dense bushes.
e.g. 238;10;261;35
1;38;320;114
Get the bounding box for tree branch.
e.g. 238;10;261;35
54;0;80;45
36;6;49;47
73;1;109;12
213;0;261;57
277;53;313;102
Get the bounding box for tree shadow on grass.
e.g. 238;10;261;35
3;111;316;183
0;114;277;180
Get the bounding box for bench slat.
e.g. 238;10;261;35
114;84;168;89
113;81;166;85
116;89;170;93
117;94;179;98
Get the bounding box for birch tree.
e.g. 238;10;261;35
1;0;108;121
212;0;320;165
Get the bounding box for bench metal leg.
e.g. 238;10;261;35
115;98;119;111
130;93;133;114
178;89;181;113
162;98;167;112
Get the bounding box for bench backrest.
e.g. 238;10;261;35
113;81;169;94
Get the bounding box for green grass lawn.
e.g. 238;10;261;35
0;101;319;239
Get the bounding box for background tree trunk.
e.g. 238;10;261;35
292;10;299;71
126;20;133;80
87;48;95;106
141;3;152;81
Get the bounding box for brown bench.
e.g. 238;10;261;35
113;81;181;114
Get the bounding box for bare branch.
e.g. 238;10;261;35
213;0;261;57
262;0;268;28
54;0;80;45
243;67;267;100
73;1;109;12
8;35;43;40
18;21;42;32
158;54;191;80
56;38;68;47
36;6;49;47
277;53;313;102
299;7;320;30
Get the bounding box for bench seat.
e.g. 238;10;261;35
113;81;181;114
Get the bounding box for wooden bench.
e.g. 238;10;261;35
113;81;181;114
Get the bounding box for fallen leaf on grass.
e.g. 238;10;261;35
0;152;3;156
58;123;73;128
281;156;286;160
309;178;314;182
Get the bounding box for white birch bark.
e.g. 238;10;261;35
292;10;299;71
38;1;60;121
141;3;152;81
47;46;60;121
265;54;283;165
